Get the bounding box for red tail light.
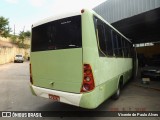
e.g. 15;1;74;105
30;63;33;84
81;64;95;92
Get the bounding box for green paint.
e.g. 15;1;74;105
31;48;82;93
30;9;133;109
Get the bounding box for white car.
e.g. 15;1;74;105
14;55;24;63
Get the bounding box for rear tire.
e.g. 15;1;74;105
112;78;123;100
112;85;120;100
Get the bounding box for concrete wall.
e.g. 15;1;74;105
0;36;30;65
0;46;29;65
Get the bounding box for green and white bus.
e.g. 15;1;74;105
30;9;135;109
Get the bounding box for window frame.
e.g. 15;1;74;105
93;15;133;58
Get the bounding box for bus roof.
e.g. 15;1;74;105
32;10;82;28
32;8;131;43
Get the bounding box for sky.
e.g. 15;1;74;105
0;0;106;35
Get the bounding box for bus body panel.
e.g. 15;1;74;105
82;10;133;99
95;58;133;84
79;68;132;109
79;77;118;109
30;9;134;109
31;48;83;93
31;85;83;106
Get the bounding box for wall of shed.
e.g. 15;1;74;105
136;44;160;58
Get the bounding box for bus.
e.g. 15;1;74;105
30;9;135;109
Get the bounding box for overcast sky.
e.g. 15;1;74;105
0;0;106;35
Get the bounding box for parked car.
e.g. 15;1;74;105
141;55;160;80
14;55;24;63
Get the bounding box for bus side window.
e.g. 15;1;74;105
112;31;119;57
127;41;132;58
117;35;123;57
123;38;127;57
96;21;106;57
125;40;129;58
105;25;113;56
94;16;131;58
129;43;133;57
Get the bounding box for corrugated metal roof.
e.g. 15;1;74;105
94;0;160;23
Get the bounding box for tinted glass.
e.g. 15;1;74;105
16;55;22;57
94;16;114;57
93;16;132;58
112;31;119;56
97;24;106;56
32;15;82;52
105;24;113;56
122;38;127;57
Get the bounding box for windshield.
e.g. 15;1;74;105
31;15;82;52
16;55;22;57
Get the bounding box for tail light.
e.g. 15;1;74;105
30;63;33;84
81;64;95;92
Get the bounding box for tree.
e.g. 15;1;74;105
18;31;25;47
23;31;31;38
10;34;18;44
18;30;31;48
0;16;11;37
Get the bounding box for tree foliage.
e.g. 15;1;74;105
18;30;31;48
19;31;25;41
10;35;17;44
18;31;25;48
0;16;11;37
23;31;31;37
19;31;31;40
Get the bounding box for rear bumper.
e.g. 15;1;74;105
30;85;101;109
30;85;82;107
14;59;23;62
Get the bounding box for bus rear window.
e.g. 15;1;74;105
31;15;82;52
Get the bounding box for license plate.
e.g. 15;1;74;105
48;94;60;101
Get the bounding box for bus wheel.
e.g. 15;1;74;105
112;84;120;100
